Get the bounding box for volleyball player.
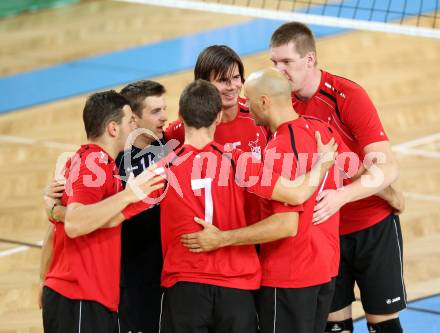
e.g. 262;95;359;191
40;90;163;333
117;80;169;333
165;45;270;225
270;22;406;333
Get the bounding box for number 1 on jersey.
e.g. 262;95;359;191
191;178;213;224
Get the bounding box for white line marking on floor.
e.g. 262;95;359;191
404;192;440;203
0;135;78;150
393;133;440;150
394;148;440;159
0;246;29;257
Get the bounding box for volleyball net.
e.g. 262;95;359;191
116;0;440;38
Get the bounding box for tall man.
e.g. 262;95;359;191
270;22;406;333
41;90;164;333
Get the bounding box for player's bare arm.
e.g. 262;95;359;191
376;185;405;215
181;212;298;253
38;224;54;309
43;178;66;222
313;140;399;223
272;132;337;206
336;164;405;214
65;166;164;238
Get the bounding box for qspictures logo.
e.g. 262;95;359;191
54;128;390;205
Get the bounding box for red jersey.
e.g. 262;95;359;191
45;144;122;312
165;97;270;225
155;142;279;290
292;70;393;234
260;117;349;287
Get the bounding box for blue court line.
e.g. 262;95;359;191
354;294;440;332
0;0;437;114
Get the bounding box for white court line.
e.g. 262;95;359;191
393;148;440;159
403;192;440;203
0;239;43;258
0;135;78;150
391;132;440;159
0;246;30;257
393;133;440;150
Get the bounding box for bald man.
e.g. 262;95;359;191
181;69;351;333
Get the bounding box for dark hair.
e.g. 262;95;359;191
83;90;129;140
194;45;245;83
270;22;316;57
120;80;166;117
179;80;222;129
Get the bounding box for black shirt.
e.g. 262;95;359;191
116;139;169;287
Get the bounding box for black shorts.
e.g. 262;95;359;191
160;282;258;333
258;279;335;333
42;287;119;333
119;284;163;333
330;214;407;314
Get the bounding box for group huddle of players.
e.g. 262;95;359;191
40;22;407;333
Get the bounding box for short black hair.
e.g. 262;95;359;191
179;80;222;129
120;80;166;117
194;45;245;83
83;90;130;140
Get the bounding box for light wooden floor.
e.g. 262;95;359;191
0;1;439;331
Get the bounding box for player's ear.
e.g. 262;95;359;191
306;51;317;67
107;120;119;138
261;95;270;109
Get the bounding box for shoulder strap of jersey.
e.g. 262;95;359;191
210;143;236;174
287;125;299;160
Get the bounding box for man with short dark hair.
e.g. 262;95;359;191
270;21;406;333
166;45;270;226
117;80;169;333
120;80;168;143
41;90;164;333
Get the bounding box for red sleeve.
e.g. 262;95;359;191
233;149;280;199
164;120;185;148
342;86;388;150
122;168;168;220
122;200;155;220
66;154;109;206
266;140;304;214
